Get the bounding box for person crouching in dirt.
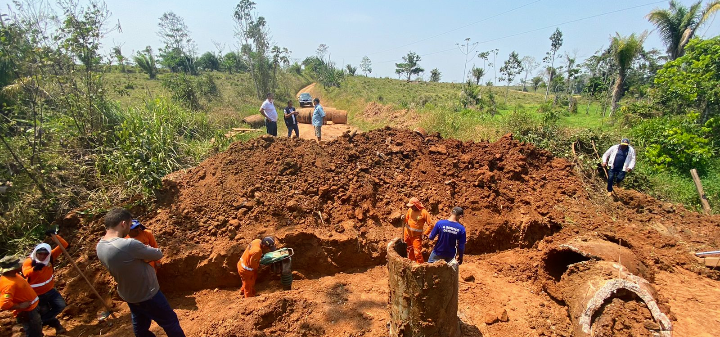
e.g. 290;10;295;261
428;207;467;265
21;227;69;334
312;98;325;143
1;255;42;337
601;138;636;197
403;197;432;263
284;100;300;138
237;237;276;298
97;208;186;337
125;220;160;271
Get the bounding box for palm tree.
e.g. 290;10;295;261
471;67;485;85
609;32;647;116
647;0;720;60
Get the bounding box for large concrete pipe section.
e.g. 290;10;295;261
387;238;460;337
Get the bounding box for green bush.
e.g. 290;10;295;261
101;98;214;191
632;113;716;172
161;73;220;111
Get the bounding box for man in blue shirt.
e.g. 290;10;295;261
428;207;466;265
312;98;325;143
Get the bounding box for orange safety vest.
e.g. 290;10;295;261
239;239;263;272
126;230;160;269
0;274;39;316
405;208;431;238
22;235;68;296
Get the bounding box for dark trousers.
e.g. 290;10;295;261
38;288;66;328
607;170;627;192
265;120;277;136
127;290;186;337
16;307;42;337
286;123;299;137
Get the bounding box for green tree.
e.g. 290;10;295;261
134;46;158;79
196;52;220;72
430;68;441;82
471;67;485;85
609;32;647;115
360;56;372;76
234;0;272;99
499;51;523;103
345;64;357;76
543;28;563;101
222;51;246;73
112;46;126;73
646;0;720;60
531;76;544;92
653;36;720;123
158;12;197;74
270;46;290;90
395;51;424;82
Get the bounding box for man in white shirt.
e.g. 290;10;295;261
259;93;278;136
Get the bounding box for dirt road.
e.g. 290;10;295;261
293;83;357;141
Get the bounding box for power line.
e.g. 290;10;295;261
378;0;667;64
366;0;543;57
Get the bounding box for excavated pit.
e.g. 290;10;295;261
18;128;720;336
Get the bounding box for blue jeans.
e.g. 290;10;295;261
127;290;185;337
37;288;66;328
607;170;627;192
16;307;42;337
266;120;277;136
286;123;299;137
428;251;454;263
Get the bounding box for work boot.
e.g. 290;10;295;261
48;320;67;335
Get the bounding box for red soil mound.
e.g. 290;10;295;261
4;128;720;336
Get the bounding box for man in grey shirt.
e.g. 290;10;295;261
96;208;185;337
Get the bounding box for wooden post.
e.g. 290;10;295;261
690;169;712;215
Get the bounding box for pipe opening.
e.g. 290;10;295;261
544;248;592;281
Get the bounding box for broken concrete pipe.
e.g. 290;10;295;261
561;261;672;337
387;238;460;337
544;238;673;337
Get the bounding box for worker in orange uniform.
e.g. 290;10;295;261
126;220;160;270
404;197;432;263
21;227;69;334
237;237;275;298
1;255;42;337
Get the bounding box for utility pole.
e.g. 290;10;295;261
456;38;478;83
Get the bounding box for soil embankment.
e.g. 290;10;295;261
2;128;720;336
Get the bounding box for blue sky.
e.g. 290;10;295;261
4;0;720;83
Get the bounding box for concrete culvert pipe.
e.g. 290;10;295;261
242;114;265;128
560;261;672;337
386;238;460;337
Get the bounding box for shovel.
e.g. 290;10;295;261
49;233;116;325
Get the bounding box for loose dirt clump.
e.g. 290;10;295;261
592;298;656;337
4;127;720;336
